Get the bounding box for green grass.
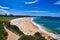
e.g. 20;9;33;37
0;17;14;22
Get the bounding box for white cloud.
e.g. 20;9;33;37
0;6;9;9
0;9;10;15
0;6;12;15
54;1;60;5
24;10;48;12
25;0;39;4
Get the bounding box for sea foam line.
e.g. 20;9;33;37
31;18;60;40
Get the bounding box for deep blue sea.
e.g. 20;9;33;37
33;17;60;34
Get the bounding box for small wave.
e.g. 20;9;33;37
31;18;60;40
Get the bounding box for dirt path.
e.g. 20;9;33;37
4;26;19;40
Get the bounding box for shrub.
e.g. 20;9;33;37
34;32;47;40
18;35;37;40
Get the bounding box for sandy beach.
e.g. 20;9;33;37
11;17;40;35
10;17;55;40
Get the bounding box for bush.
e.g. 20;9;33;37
18;35;37;40
34;32;47;40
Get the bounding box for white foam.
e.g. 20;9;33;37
31;18;60;40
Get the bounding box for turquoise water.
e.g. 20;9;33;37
33;17;60;34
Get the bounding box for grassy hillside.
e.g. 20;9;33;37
0;17;14;22
0;16;24;35
0;17;14;40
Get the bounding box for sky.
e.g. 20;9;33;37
0;0;60;17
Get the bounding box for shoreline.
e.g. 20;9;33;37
31;18;60;40
10;17;60;40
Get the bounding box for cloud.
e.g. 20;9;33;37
54;1;60;5
25;0;39;4
0;9;10;15
24;10;48;12
0;6;12;15
0;6;9;9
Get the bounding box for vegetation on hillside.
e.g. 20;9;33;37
0;17;14;22
0;16;14;40
0;22;8;40
0;17;47;40
34;32;47;40
18;35;37;40
18;32;47;40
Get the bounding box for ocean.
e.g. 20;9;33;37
32;17;60;34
